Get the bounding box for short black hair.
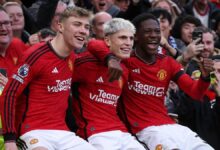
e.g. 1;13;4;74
172;15;202;39
132;13;159;31
148;8;172;25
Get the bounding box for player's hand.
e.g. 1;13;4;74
199;57;214;78
5;142;18;150
0;73;8;86
107;58;122;82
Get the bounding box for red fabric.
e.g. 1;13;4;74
1;42;75;140
0;38;28;77
72;51;128;138
88;39;210;134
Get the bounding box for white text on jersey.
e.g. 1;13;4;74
89;89;119;106
47;78;72;92
128;81;165;97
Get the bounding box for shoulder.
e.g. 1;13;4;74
75;51;98;67
22;42;51;63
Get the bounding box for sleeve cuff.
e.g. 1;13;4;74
104;53;116;66
3;132;16;142
200;75;210;82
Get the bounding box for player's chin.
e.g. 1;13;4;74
73;42;85;50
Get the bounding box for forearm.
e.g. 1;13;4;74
87;39;112;62
177;74;210;100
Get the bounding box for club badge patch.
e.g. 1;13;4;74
30;138;38;145
157;69;167;81
155;144;163;150
18;64;29;78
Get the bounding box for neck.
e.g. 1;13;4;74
13;30;22;38
0;46;7;57
50;36;72;58
135;47;156;64
195;2;208;13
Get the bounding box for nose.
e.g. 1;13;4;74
125;38;133;46
79;25;89;36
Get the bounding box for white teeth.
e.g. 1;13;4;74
76;36;84;41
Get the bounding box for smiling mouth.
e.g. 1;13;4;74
99;2;106;7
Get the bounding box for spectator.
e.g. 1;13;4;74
149;8;180;58
91;11;112;40
87;13;214;150
72;18;146;150
0;7;96;150
114;0;131;12
173;27;220;150
184;0;219;27
210;0;220;8
91;0;121;17
3;2;30;43
151;0;182;25
172;15;202;51
91;0;142;20
0;6;28;150
50;0;67;32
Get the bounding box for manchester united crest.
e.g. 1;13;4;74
157;69;167;81
30;138;38;145
155;144;163;150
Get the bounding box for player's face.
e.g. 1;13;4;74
0;10;12;47
181;22;196;44
60;16;90;50
200;32;214;58
5;5;24;31
91;0;113;12
135;19;161;56
105;29;134;59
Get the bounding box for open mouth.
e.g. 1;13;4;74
0;32;8;36
99;2;106;7
75;36;85;42
120;48;131;54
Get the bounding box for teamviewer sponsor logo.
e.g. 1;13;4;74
128;81;165;97
47;78;72;92
89;89;119;106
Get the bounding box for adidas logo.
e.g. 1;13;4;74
96;76;104;83
132;68;140;74
52;67;59;73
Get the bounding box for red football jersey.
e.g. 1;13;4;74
1;42;75;141
72;51;128;139
87;40;210;134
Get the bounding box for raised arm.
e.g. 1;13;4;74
87;39;122;82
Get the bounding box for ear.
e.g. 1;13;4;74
57;22;64;34
104;36;111;47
